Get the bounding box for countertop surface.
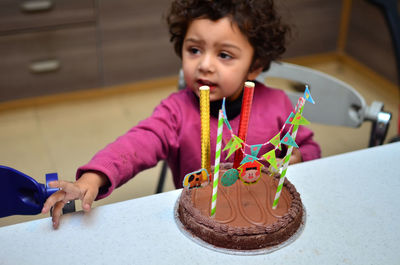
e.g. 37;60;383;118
1;142;399;265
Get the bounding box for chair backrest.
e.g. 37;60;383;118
257;61;367;128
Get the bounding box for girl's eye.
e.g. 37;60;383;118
219;52;232;60
189;47;200;55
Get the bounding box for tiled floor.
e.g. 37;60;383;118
0;60;398;227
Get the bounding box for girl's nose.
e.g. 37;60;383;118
198;54;215;73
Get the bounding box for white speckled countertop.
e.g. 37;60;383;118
1;142;399;265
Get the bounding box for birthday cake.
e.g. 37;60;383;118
177;163;303;250
176;83;313;251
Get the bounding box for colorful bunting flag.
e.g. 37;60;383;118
221;98;233;131
269;159;283;176
269;132;282;150
240;154;258;164
250;144;263;157
285;112;295;124
280;132;299;148
223;137;234;150
262;149;278;169
222;97;227;116
291;112;310;125
223;136;243;159
304;85;315;104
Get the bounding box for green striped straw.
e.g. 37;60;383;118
272;97;305;209
211;109;224;217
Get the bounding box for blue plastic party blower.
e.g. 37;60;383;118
0;165;59;218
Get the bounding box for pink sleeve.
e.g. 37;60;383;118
295;126;321;161
76;94;182;199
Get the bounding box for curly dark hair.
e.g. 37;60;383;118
166;0;290;71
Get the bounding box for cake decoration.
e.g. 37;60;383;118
262;149;278;170
272;92;312;209
292;112;310;125
285;112;296;124
182;168;209;189
269;132;282;150
182;85;212;190
177;82;315;252
239;154;258;164
250;144;263;157
222;135;243;159
183;82;315;209
210;108;224;217
280;132;299;148
199;86;211;175
233;82;255;168
237;160;263;184
220;169;239;187
304;85;315;104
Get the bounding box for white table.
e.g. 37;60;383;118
1;142;400;265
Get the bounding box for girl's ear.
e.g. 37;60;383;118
247;65;263;81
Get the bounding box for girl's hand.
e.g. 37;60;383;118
41;171;108;229
275;148;303;167
289;148;303;164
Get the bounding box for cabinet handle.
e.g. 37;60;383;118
20;0;54;13
29;59;60;74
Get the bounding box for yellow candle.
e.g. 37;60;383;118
199;86;211;175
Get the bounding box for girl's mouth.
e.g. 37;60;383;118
197;79;217;91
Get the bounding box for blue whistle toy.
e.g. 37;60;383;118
0;165;59;218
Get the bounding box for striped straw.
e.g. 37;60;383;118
272;97;306;209
199;86;211;174
210;109;224;217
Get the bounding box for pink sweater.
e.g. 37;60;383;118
77;82;321;199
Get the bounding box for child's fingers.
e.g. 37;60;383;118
81;189;98;212
289;148;302;164
51;201;65;229
42;181;81;214
48;180;74;191
42;190;66;214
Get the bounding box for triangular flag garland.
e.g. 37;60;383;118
304;85;315;104
222;98;233;131
183;88;315;191
262;149;278;169
250;144;263;157
240;154;258;165
223;135;243;159
291;112;310;125
183;87;316;217
219;89;315;170
280;132;299;148
269;132;282;150
285;112;295;124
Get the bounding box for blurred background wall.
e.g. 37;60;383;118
0;0;398;104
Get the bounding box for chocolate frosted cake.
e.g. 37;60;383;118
177;163;303;251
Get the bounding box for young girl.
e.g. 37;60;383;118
42;0;321;228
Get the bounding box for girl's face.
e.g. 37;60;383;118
182;17;262;101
